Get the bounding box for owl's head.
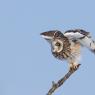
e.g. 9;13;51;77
40;30;65;53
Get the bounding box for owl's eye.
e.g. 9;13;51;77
55;42;61;46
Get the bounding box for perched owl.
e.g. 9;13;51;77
40;29;95;71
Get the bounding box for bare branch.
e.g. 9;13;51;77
47;64;81;95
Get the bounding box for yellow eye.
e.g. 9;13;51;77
55;42;61;46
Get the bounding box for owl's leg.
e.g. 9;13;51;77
69;63;81;72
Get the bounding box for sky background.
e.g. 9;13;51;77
0;0;95;95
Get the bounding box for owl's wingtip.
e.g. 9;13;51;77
91;49;95;54
40;32;53;40
40;32;48;36
40;32;44;36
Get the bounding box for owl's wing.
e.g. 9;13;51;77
64;29;95;53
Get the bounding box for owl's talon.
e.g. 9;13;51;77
69;64;81;72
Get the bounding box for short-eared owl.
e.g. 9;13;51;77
40;29;95;71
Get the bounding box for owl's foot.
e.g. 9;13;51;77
69;64;81;72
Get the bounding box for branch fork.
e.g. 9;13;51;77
47;64;81;95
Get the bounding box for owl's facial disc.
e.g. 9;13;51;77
52;39;63;53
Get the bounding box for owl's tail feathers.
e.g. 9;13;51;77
79;36;95;54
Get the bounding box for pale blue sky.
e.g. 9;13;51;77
0;0;95;95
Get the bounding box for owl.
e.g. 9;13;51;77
40;29;95;71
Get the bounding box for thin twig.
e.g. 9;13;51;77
47;64;81;95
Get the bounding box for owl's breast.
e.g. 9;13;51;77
52;45;71;60
70;41;80;54
52;50;70;60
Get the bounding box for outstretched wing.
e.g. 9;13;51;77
64;29;95;53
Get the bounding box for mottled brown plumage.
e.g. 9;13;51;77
52;36;71;60
41;29;95;71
